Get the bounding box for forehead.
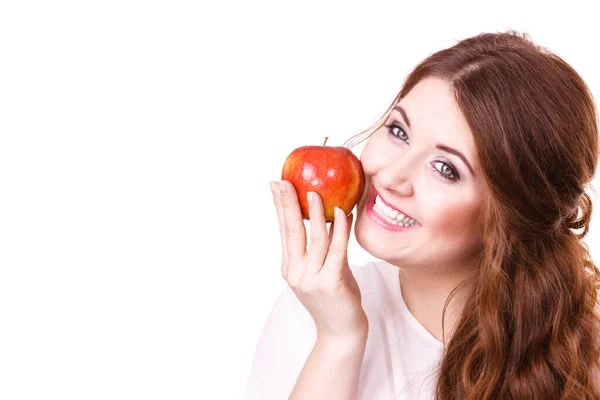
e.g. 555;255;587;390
397;77;475;155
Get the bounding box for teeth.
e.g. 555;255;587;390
373;195;418;226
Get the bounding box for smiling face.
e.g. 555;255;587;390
355;77;487;275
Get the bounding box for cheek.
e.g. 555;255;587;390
360;132;394;175
424;194;482;240
360;139;377;175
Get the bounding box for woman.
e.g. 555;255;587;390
246;30;600;399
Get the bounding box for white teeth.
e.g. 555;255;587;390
373;195;418;226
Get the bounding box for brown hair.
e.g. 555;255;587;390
346;30;600;399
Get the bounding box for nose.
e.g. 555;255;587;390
377;156;415;197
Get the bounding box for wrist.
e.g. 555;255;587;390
316;321;369;347
316;332;369;353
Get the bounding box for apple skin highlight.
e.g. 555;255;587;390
281;145;365;222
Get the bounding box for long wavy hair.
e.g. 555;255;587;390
346;31;600;399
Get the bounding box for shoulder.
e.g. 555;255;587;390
350;260;399;291
349;261;401;313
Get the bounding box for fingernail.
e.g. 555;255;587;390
278;182;287;194
307;191;314;205
270;181;276;194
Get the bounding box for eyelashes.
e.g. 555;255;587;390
431;161;458;181
385;122;410;144
384;122;460;182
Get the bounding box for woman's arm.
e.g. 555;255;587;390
270;181;369;399
289;335;367;400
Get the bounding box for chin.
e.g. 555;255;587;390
354;213;395;262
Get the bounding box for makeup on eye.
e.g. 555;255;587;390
389;104;476;176
432;160;460;181
384;120;461;182
385;122;409;143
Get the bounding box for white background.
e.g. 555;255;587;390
1;1;599;399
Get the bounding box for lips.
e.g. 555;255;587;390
364;186;420;232
370;187;417;222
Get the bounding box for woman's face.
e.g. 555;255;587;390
355;77;487;274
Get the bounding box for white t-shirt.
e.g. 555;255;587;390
245;261;445;399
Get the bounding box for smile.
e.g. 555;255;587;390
366;187;420;231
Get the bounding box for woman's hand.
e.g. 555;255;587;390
271;180;368;342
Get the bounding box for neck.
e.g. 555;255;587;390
398;264;474;344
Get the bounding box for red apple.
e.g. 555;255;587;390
281;137;365;222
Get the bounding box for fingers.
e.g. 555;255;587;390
277;180;306;266
305;191;329;273
272;180;353;284
271;181;289;277
323;208;353;277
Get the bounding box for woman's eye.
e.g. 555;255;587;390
385;121;460;182
385;123;410;144
432;161;459;181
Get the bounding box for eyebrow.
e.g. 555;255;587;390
393;104;475;176
436;144;475;176
393;105;411;129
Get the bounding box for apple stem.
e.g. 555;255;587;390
323;136;329;146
